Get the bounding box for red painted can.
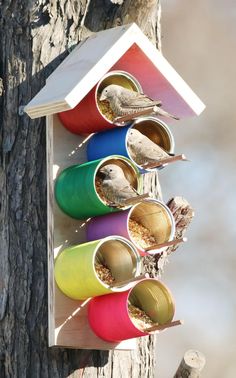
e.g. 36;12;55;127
58;70;142;134
88;278;175;342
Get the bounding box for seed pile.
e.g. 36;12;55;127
97;99;115;121
129;218;156;249
128;303;155;330
95;261;115;285
95;176;108;204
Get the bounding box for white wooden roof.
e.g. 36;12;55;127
25;23;205;119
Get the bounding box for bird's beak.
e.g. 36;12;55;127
99;92;107;101
97;167;106;178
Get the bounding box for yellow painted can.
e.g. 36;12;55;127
54;236;141;300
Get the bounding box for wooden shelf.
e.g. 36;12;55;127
47;114;136;350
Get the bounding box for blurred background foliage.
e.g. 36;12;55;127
156;1;236;377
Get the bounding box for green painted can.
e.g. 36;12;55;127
55;155;142;219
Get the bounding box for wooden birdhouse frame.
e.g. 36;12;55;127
25;23;205;350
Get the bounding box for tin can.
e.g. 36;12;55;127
58;70;142;134
55;236;141;300
87;116;175;172
55;155;141;219
87;199;175;255
88;278;175;342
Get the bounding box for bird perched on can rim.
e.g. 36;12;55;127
127;128;170;166
99;84;179;121
98;164;139;206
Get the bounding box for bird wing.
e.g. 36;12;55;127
119;183;138;197
141;143;169;160
120;93;162;109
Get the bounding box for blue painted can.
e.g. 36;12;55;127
87;125;130;162
87;117;175;172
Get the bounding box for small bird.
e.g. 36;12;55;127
99;84;179;120
127;128;170;166
98;164;138;206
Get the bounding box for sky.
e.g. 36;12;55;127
155;1;236;377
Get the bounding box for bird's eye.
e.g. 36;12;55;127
109;169;113;172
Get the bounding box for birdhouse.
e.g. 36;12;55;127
25;23;205;350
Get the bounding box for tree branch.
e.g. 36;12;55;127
174;350;206;378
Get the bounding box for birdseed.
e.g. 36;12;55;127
128;303;155;331
97;99;115;121
95;262;115;285
95;176;109;204
128;218;157;249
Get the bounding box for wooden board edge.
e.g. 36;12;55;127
25;101;70;119
47;114;137;351
47;115;56;347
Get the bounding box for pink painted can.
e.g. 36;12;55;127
87;199;175;255
88;278;175;342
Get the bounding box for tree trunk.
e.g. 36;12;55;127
0;1;164;377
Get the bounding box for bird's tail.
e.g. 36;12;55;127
155;106;179;120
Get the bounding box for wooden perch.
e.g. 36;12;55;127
109;273;149;288
144;319;183;333
114;107;158;124
144;237;187;252
120;192;150;206
143;154;188;169
174;350;206;378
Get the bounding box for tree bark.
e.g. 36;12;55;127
0;1;190;377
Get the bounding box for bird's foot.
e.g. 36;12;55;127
107;201;119;208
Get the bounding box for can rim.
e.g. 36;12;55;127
93;235;141;291
125;117;175;172
131;116;175;153
95;70;143;125
126;277;175;334
93;154;141;208
126;198;176;254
